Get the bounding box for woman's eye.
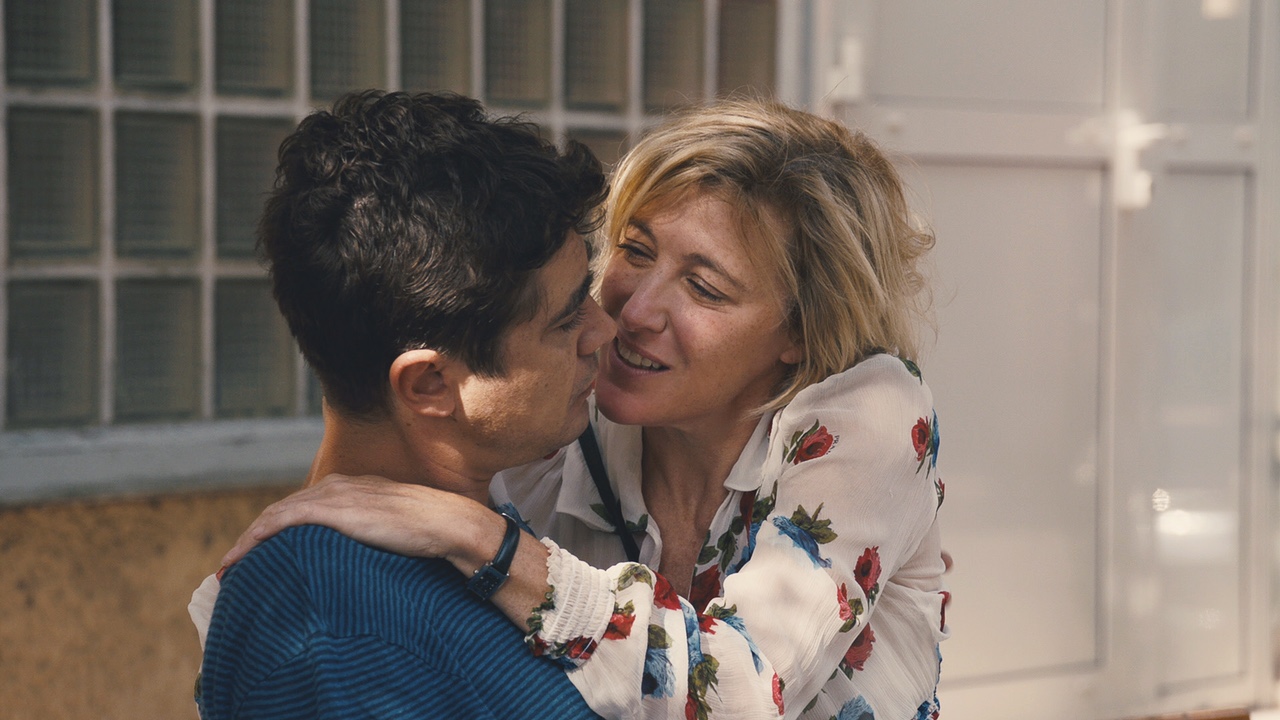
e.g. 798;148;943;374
688;279;724;302
617;240;651;261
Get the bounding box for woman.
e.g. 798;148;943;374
210;98;946;720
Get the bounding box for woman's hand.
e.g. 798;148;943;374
220;473;483;568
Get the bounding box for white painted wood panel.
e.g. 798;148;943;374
908;162;1105;680
817;0;1278;717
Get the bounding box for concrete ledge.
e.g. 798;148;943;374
0;418;323;504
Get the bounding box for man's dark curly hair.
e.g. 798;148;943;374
258;90;607;417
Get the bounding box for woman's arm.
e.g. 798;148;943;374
221;475;555;632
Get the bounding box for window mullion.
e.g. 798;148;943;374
703;0;719;98
627;0;644;132
386;0;400;91
471;0;485;99
550;0;566;140
199;0;217;420
97;0;116;425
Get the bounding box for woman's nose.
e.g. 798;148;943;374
615;275;667;334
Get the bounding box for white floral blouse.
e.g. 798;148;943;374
491;353;949;720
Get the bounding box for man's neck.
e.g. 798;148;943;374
307;407;494;505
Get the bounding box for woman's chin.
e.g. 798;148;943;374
593;380;653;427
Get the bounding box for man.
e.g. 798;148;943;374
196;91;614;718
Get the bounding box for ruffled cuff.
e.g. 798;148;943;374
525;538;616;666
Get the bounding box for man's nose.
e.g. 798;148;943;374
580;296;616;355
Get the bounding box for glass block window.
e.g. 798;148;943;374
564;0;627;110
718;0;777;96
115;280;200;422
644;0;705;110
0;0;782;446
5;0;96;85
567;129;628;168
215;280;296;418
400;0;471;93
310;0;387;102
485;0;551;107
8;109;99;262
216;0;294;96
116;113;200;258
6;282;99;428
216;118;293;259
113;0;198;91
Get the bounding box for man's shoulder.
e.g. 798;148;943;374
221;524;463;616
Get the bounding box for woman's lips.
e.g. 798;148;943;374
613;338;668;371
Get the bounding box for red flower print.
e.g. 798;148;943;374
912;418;930;462
654;574;681;610
604;605;636;640
689;565;721;613
837;584;853;622
939;590;951;632
738;489;758;526
772;673;785;714
697;614;717;633
843;625;875;672
793;425;835;464
563;635;598;660
685;695;698;720
836;582;863;632
854;546;882;598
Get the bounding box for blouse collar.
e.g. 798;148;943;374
553;396;775;531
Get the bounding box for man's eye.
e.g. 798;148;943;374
560;305;588;332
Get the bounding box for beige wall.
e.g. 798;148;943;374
0;485;291;720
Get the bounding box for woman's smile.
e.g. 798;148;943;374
612;337;668;371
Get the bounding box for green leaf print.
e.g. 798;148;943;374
783;419;822;463
648;624;672;649
715;529;737;571
697;535;719;565
790;503;837;544
589;503;612;525
704;603;738;620
617;564;654;591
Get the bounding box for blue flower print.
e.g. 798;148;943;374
914;696;940;720
836;695;875;720
642;624;676;699
771;503;837;569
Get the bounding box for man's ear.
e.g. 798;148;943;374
389;349;455;418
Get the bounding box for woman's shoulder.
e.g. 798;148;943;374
784;353;934;417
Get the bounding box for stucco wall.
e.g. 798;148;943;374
0;485;292;719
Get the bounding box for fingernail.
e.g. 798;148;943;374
216;564;230;581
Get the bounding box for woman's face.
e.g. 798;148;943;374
595;191;801;431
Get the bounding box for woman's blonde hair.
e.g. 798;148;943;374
606;98;934;412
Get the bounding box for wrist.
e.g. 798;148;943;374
465;512;520;600
445;503;509;574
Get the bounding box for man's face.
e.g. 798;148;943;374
453;234;615;472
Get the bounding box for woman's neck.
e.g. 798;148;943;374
640;414;760;509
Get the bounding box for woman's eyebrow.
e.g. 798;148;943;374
628;219;654;240
688;252;745;293
629;219;745;292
